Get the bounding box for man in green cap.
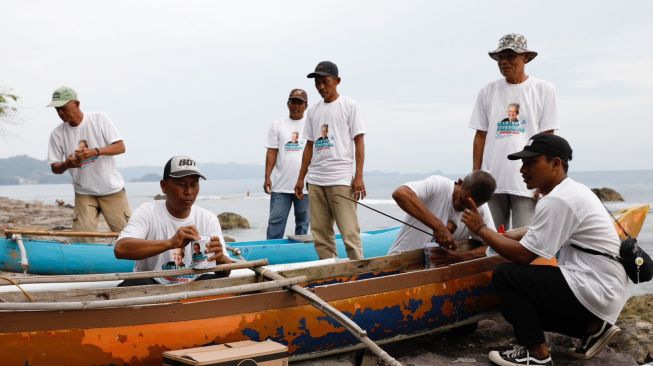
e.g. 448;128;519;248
47;86;131;240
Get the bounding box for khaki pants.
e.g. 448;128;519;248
73;189;131;242
308;184;362;260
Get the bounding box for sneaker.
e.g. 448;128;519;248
567;321;621;359
489;345;553;366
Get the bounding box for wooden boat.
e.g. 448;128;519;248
0;247;503;365
1;204;649;275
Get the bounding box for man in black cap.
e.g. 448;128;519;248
115;156;232;286
294;61;366;260
468;34;559;232
264;88;310;239
462;133;627;366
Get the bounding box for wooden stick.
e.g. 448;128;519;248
0;274;307;310
0;259;268;285
228;252;402;366
3;228;119;238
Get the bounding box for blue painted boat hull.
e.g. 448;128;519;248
0;227;401;275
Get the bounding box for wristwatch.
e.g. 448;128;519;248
95;147;100;157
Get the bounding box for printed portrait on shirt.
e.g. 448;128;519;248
284;131;304;152
496;102;527;138
314;123;335;151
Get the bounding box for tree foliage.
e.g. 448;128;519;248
0;88;20;136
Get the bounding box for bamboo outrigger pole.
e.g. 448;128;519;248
226;248;403;366
3;228;120;238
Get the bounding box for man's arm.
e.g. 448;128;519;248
294;140;313;199
472;130;487;171
50;153;81;174
263;148;278;194
75;140;126;161
114;225;199;260
392;185;455;248
462;198;536;264
352;134;366;201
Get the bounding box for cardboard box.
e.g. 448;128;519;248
162;339;288;366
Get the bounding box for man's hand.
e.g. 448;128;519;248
352;175;366;201
206;236;231;263
75;147;99;161
294;179;305;199
168;225;200;249
263;178;272;194
65;153;82;169
426;246;465;266
461;197;486;235
433;226;456;250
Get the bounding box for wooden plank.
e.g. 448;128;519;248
4;228;119;238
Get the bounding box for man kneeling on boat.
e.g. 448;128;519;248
462;133;627;366
386;170;497;264
114;156;232;286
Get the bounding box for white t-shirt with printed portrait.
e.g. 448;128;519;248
519;178;628;324
117;200;228;285
265;116;307;193
387;176;495;255
468;77;558;197
303;96;366;186
47;112;125;196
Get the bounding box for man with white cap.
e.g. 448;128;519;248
46;86;130;240
115;156;231;286
264;88;310;239
469;34;559;230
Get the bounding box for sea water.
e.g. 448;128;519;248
1;170;652;294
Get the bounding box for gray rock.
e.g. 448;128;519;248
218;212;250;229
223;236;236;243
153;194;166;200
591;187;625;201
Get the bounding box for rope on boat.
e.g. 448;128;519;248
0;276;35;303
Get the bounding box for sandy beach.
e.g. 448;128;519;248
1;196;652;364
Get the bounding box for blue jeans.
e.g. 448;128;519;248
266;192;310;239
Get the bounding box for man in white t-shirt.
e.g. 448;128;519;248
294;61;366;260
46;86;131;241
115;156;232;286
387;171;496;259
264;88;310;239
462;134;627;366
469;34;559;231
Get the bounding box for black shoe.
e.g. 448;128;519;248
566;321;621;359
489;345;553;366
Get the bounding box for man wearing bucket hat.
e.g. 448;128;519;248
468;34;559;231
264;88;310;239
462;133;627;366
294;61;366;260
115;156;232;286
46;86;131;241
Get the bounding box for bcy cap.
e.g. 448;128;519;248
507;133;573;161
47;86;78;108
163;156;207;180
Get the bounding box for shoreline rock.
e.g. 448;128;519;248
592;187;625;202
217;212;250;230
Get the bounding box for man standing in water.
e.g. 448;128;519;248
469;34;559;230
47;86;131;241
264;89;310;239
295;61;366;260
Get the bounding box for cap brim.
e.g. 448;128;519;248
288;96;307;102
307;71;333;78
47;100;71;108
507;150;543;160
488;50;538;63
168;171;207;180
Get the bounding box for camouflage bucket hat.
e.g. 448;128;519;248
488;33;538;63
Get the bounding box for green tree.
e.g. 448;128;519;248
0;88;20;136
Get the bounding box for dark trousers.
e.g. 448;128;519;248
492;263;600;347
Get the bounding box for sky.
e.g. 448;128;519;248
1;0;652;174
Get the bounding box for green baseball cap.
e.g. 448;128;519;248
47;86;78;108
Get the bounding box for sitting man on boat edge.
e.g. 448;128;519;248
462;133;627;366
386;170;496;265
114;156;232;286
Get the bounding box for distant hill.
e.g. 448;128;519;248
0;155;440;186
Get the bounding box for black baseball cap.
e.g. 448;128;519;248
307;61;339;78
507;133;573;161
